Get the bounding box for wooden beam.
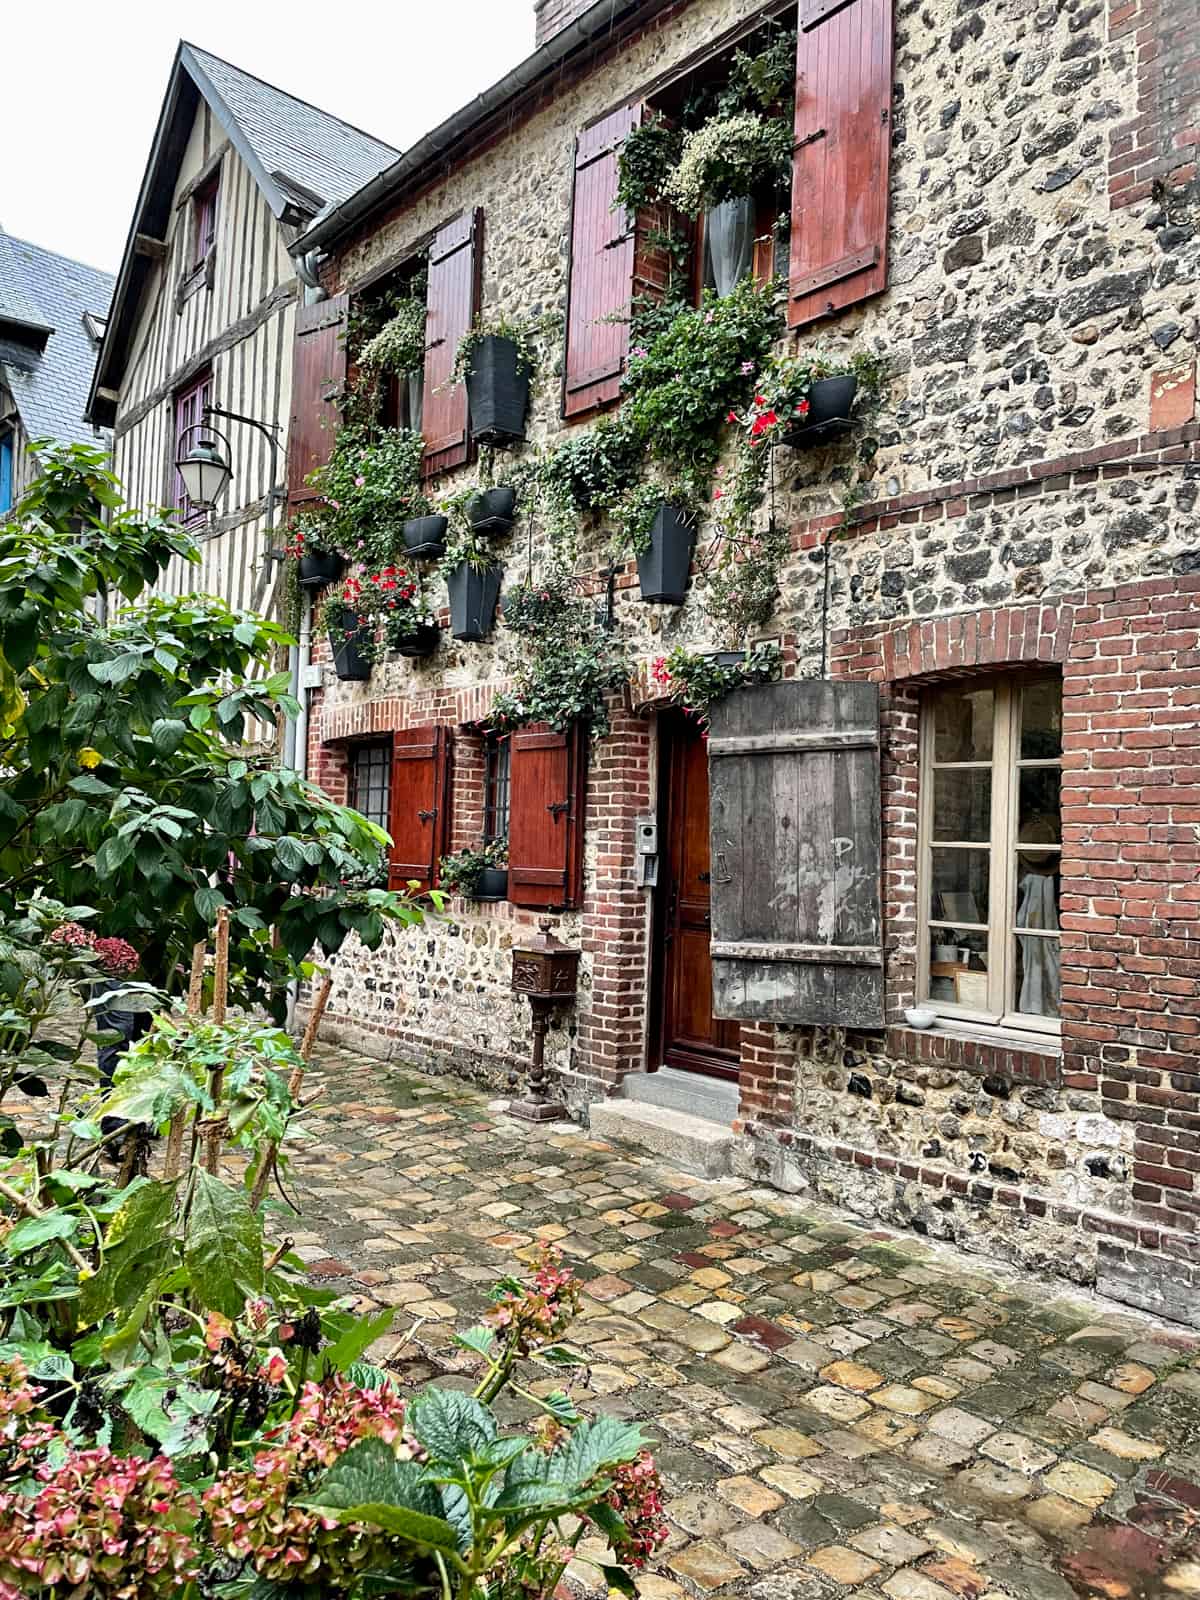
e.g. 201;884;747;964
94;386;121;406
133;233;168;262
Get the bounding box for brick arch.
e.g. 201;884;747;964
832;603;1075;685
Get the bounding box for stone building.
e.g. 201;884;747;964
289;0;1200;1323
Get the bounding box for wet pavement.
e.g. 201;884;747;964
279;1047;1200;1600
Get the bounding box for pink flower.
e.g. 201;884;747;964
705;311;715;323
631;346;648;359
741;361;755;375
354;475;366;487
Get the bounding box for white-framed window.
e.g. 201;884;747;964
349;740;392;834
918;671;1063;1034
484;733;511;843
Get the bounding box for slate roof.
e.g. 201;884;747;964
183;44;398;217
0;227;113;450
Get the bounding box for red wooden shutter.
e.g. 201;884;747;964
388;725;452;893
287;292;348;505
788;0;895;330
563;105;642;419
421;210;482;476
508;723;586;910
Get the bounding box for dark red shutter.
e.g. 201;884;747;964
388;725;452;893
287;292;349;504
563;105;641;419
508;723;586;910
788;0;895;330
421;210;482;476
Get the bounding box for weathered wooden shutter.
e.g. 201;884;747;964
563;106;642;419
508;723;586;909
388;725;452;893
788;0;895;330
421;210;482;476
287;292;349;504
707;680;884;1025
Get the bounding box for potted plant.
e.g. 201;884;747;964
466;484;517;535
664;113;793;295
439;839;509;901
286;514;345;589
355;564;441;660
403;510;449;556
649;640;781;727
306;424;428;569
441;527;502;642
616;485;696;605
319;579;373;682
454;317;538;447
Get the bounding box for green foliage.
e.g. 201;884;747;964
664;112;793;216
452;314;548;384
485;577;625;738
614;119;683;211
0;447;426;1016
652;641;781;723
358;298;427;377
437;840;507;897
308;425;430;565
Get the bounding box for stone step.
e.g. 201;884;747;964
621;1066;739;1125
588;1098;734;1179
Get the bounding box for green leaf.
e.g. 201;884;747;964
194;885;227;921
600;1565;638;1598
452;1325;497;1360
553;1416;646;1490
321;1306;395;1373
150;718;187;756
77;1179;177;1326
538;1344;587;1367
344;1361;392;1391
68;773;114;796
301;1438;460;1554
183;1170;264;1317
5;1210;80;1256
409;1386;497;1465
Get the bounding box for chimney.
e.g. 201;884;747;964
534;0;599;48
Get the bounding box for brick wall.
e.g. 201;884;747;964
1109;0;1200;211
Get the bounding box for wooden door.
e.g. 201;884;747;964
653;714;740;1078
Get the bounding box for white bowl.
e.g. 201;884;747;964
905;1007;936;1030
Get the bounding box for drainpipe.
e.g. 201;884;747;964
284;588;314;1034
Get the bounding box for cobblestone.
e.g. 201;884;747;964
284;1049;1200;1600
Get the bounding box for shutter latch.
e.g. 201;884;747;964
418;808;438;823
547;800;569;819
794;127;826;152
713;851;733;884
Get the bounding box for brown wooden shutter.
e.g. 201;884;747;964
508;722;586;909
388;725;452;893
563;105;642;419
707;681;884;1026
287;292;349;505
787;0;895;330
421;210;482;476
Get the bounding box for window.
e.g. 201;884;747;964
349;741;392;838
484;735;511;843
173;371;213;521
919;673;1063;1033
193;175;219;267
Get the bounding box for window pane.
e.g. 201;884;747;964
1020;677;1062;760
934;684;994;762
927;927;989;1008
1014;858;1060;932
929;848;989;925
932;768;991;842
1014;933;1061;1018
1018;767;1061;844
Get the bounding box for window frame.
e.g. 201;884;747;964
917;671;1063;1039
483;733;511;845
172;370;213;523
349;738;393;836
193;174;219;268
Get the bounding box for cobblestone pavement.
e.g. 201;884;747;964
285;1048;1200;1600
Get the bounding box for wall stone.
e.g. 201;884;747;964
304;0;1200;1318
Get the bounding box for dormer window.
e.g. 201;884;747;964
193;174;219;267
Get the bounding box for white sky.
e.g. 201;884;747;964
3;0;535;275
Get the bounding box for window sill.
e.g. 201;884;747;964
882;1020;1061;1086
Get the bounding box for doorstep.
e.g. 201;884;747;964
589;1077;736;1179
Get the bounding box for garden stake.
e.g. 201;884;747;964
163;939;209;1181
203;910;231;1175
249;972;333;1210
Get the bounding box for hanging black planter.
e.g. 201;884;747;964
328;606;372;681
403;514;448;557
395;622;441;659
466;336;530;447
807;374;858;425
708;650;747;669
297;549;345;588
466;486;516;535
448;562;502;641
470;867;509;902
636;505;695;605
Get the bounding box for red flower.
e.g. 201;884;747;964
726;410;738;424
753;393;766;406
796;399;811;416
749;409;779;438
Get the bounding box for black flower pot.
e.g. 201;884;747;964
466;486;517;536
448;562;502;642
395;622;441;659
297;549;345;588
708;650;746;668
403;514;448;557
470;867;509;902
636;505;695;605
806;374;858;425
466;336;529;447
328;606;372;681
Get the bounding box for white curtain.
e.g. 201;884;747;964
707;197;755;297
1016;871;1060;1017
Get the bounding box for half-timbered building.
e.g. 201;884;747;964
289;0;1200;1323
0;226;112;511
86;43;397;618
